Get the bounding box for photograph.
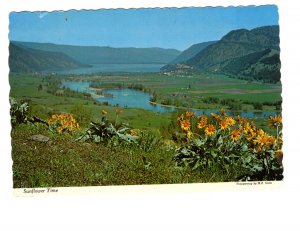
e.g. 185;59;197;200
9;5;283;189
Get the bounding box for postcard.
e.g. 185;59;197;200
8;4;284;197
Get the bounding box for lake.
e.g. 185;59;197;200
51;63;165;75
62;81;277;118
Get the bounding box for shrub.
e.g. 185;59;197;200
228;101;242;111
10;97;30;128
76;109;138;146
174;110;283;181
253;102;263;110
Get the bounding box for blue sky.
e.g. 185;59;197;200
9;5;278;50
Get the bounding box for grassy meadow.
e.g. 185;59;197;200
10;72;283;187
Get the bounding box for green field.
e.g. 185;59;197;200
9;72;283;187
65;72;282;110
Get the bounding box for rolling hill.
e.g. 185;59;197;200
12;41;181;65
9;43;90;73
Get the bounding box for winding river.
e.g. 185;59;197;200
62;81;277;118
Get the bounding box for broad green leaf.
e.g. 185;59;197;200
241;144;248;152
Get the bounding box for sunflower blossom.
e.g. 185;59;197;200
219;119;229;130
197;119;207;129
181;120;191;131
268;115;282;128
186;111;195;118
254;131;274;147
226;117;236;126
231;129;241;141
205;124;216;136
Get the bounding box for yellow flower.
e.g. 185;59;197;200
237;115;248;125
197;114;208;121
219;119;229;130
187;130;193;139
231;129;241;141
186;111;195;118
253;131;274;147
254;135;269;147
268;135;276;146
246;128;256;141
181;120;191;131
130;129;138;136
243;122;251;134
226;117;236;126
257;129;265;137
101;110;107;115
205;124;216;136
48;113;79;134
268;115;282;128
57;127;63;134
197;120;207;129
220;108;227;116
51;114;58;120
115;108;123;114
211;113;221;121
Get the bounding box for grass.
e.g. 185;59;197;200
12;122;251;187
9;72;282;187
12;123;247;187
9;74;174;131
64;72;281;105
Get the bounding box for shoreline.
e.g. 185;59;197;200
148;100;280;115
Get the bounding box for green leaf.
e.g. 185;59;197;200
194;139;204;147
211;150;217;158
217;136;223;145
241;144;248;152
118;127;129;133
244;155;252;164
93;135;101;143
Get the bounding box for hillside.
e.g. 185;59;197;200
161;41;217;71
162;25;280;82
9;43;90;73
12;41;181;65
170;41;217;64
187;26;279;71
221;48;280;82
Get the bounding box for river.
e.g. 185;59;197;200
62;80;277;118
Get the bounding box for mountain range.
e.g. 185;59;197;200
12;41;180;65
9;25;280;81
9;43;89;73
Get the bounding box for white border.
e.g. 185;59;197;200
1;0;300;230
